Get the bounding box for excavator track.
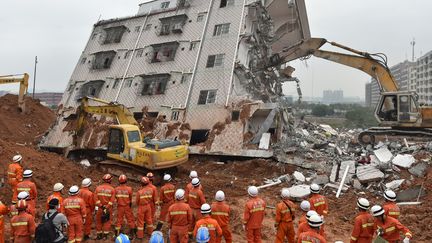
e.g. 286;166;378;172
358;127;432;145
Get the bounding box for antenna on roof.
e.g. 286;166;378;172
410;38;416;62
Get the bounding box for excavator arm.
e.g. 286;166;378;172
277;38;399;92
0;73;29;112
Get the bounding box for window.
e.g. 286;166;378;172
145;24;152;31
213;23;230;36
189;42;197;51
206;54;225;68
158;14;187;35
125;78;133;87
135;26;141;32
81;57;87;64
141;74;170;95
151;42;180;63
180;74;188;84
127;130;141;143
220;0;234;8
197;14;205;22
112;80;120;89
103;26;127;44
232;111;240;121
198;90;217;105
136;49;144;58
171;111;179;121
91;33;97;40
160;23;171;35
161;1;170;9
92;51;116;70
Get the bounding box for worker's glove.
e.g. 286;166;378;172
376;228;384;236
83;218;86;225
95;206;99;212
242;225;246;231
403;237;410;243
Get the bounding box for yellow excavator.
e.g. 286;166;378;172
272;37;432;144
75;96;189;170
0;73;29;112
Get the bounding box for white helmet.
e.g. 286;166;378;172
307;214;323;227
13;155;22;163
281;188;290;198
81;178;92;187
306;210;318;219
357;198;370;210
53;183;64;192
371;205;385;217
191;178;200;187
69;185;79;195
384;190;397;202
310;183;320;194
189;170;198;179
175;189;185;200
200;203;211;214
17;191;29;200
163;174;172;182
248;186;258;197
300;200;311;212
23;170;33;178
215;190;225;201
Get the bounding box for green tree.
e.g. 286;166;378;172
345;106;378;128
312;104;334;117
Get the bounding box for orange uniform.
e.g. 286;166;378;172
309;194;329;216
193;215;223;243
16;180;37;217
10;211;36;243
0;201;10;243
64;195;87;243
136;185;156;239
94;183;115;235
373;216;412;243
168;201;193;243
115;184;135;231
211;201;232;243
78;187;95;236
298;213;307;226
350;211;374;243
188;187;206;224
297;222;325;239
383;202;400;219
159;182;176;223
243;197;266;243
275;199;296;243
297;230;327;243
46;192;64;213
8;163;23;203
185;183;203;201
148;182;158;221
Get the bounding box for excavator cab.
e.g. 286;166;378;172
375;92;421;125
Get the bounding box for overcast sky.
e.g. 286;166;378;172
1;0;431;98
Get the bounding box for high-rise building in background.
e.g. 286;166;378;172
416;50;432;105
322;89;343;104
365;82;372;107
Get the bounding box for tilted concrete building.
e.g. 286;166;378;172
41;0;310;157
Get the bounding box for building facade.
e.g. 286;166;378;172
41;0;310;156
33;92;63;107
365;82;371;107
416;50;432;105
322;90;343;104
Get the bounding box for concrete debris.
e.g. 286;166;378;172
336;165;350;198
397;185;427;202
324;183;349;192
80;159;91;167
293;171;306;182
356;165;385;183
258;132;271;150
353;179;363;190
408;162;428;177
392;154;415;168
330;160;356;183
287;185;310;200
319;124;338;136
385;179;405;190
312;175;329;185
374;146;393;163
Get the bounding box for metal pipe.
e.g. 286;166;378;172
336;166;349;198
32;56;37;98
183;0;215;118
114;8;152;102
225;0;247;107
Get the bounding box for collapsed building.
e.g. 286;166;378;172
40;0;310;157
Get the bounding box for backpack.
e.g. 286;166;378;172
35;212;58;243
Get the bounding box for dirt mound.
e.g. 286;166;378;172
0;94;56;145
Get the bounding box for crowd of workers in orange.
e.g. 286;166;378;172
1;154;414;243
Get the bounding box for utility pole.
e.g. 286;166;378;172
32;56;38;98
410;38;416;62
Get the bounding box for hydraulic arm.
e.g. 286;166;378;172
0;73;29;112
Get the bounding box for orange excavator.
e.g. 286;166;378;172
272;38;432;144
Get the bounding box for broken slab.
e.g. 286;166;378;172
258;133;271;150
288;185;310;200
392;154;415;168
330;160;356;183
374;146;393;163
353;179;362;190
408;162;428;177
396;185;427;202
293;171;306;182
312;175;329;185
319;124;338;136
356;165;385;183
324;183;349;192
385;179;405;190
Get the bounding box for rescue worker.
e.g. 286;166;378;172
0;199;9;243
194;204;222;243
243;186;266;243
350;198;374;243
115;174;136;237
309;183;329;216
78;178;95;241
298;200;311;226
185;171;202;200
10;192;30;218
371;205;412;243
44;198;69;243
168;189;193;243
188;178;206;225
275;188;296;243
297;214;326;243
297;210;322;239
94;174;115;240
46;183;65;212
147;172;159;221
196;227;210;243
10;200;36;243
16;170;37;217
115;233;131;243
149;231;164;243
136;176;156;240
159;174;176;225
8;155;24;203
211;190;232;243
383;190;400;219
64;185;87;243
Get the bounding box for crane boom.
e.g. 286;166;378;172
0;73;29;112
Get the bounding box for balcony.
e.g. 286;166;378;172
157;14;188;35
91;51;116;70
102;25;127;44
149;41;179;63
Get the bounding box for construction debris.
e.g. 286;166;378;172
392;154;416;168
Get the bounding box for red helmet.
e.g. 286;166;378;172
103;174;113;183
141;176;150;185
119;174;127;184
17;200;27;210
146;172;154;180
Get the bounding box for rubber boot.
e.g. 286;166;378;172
129;228;136;240
156;222;163;231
